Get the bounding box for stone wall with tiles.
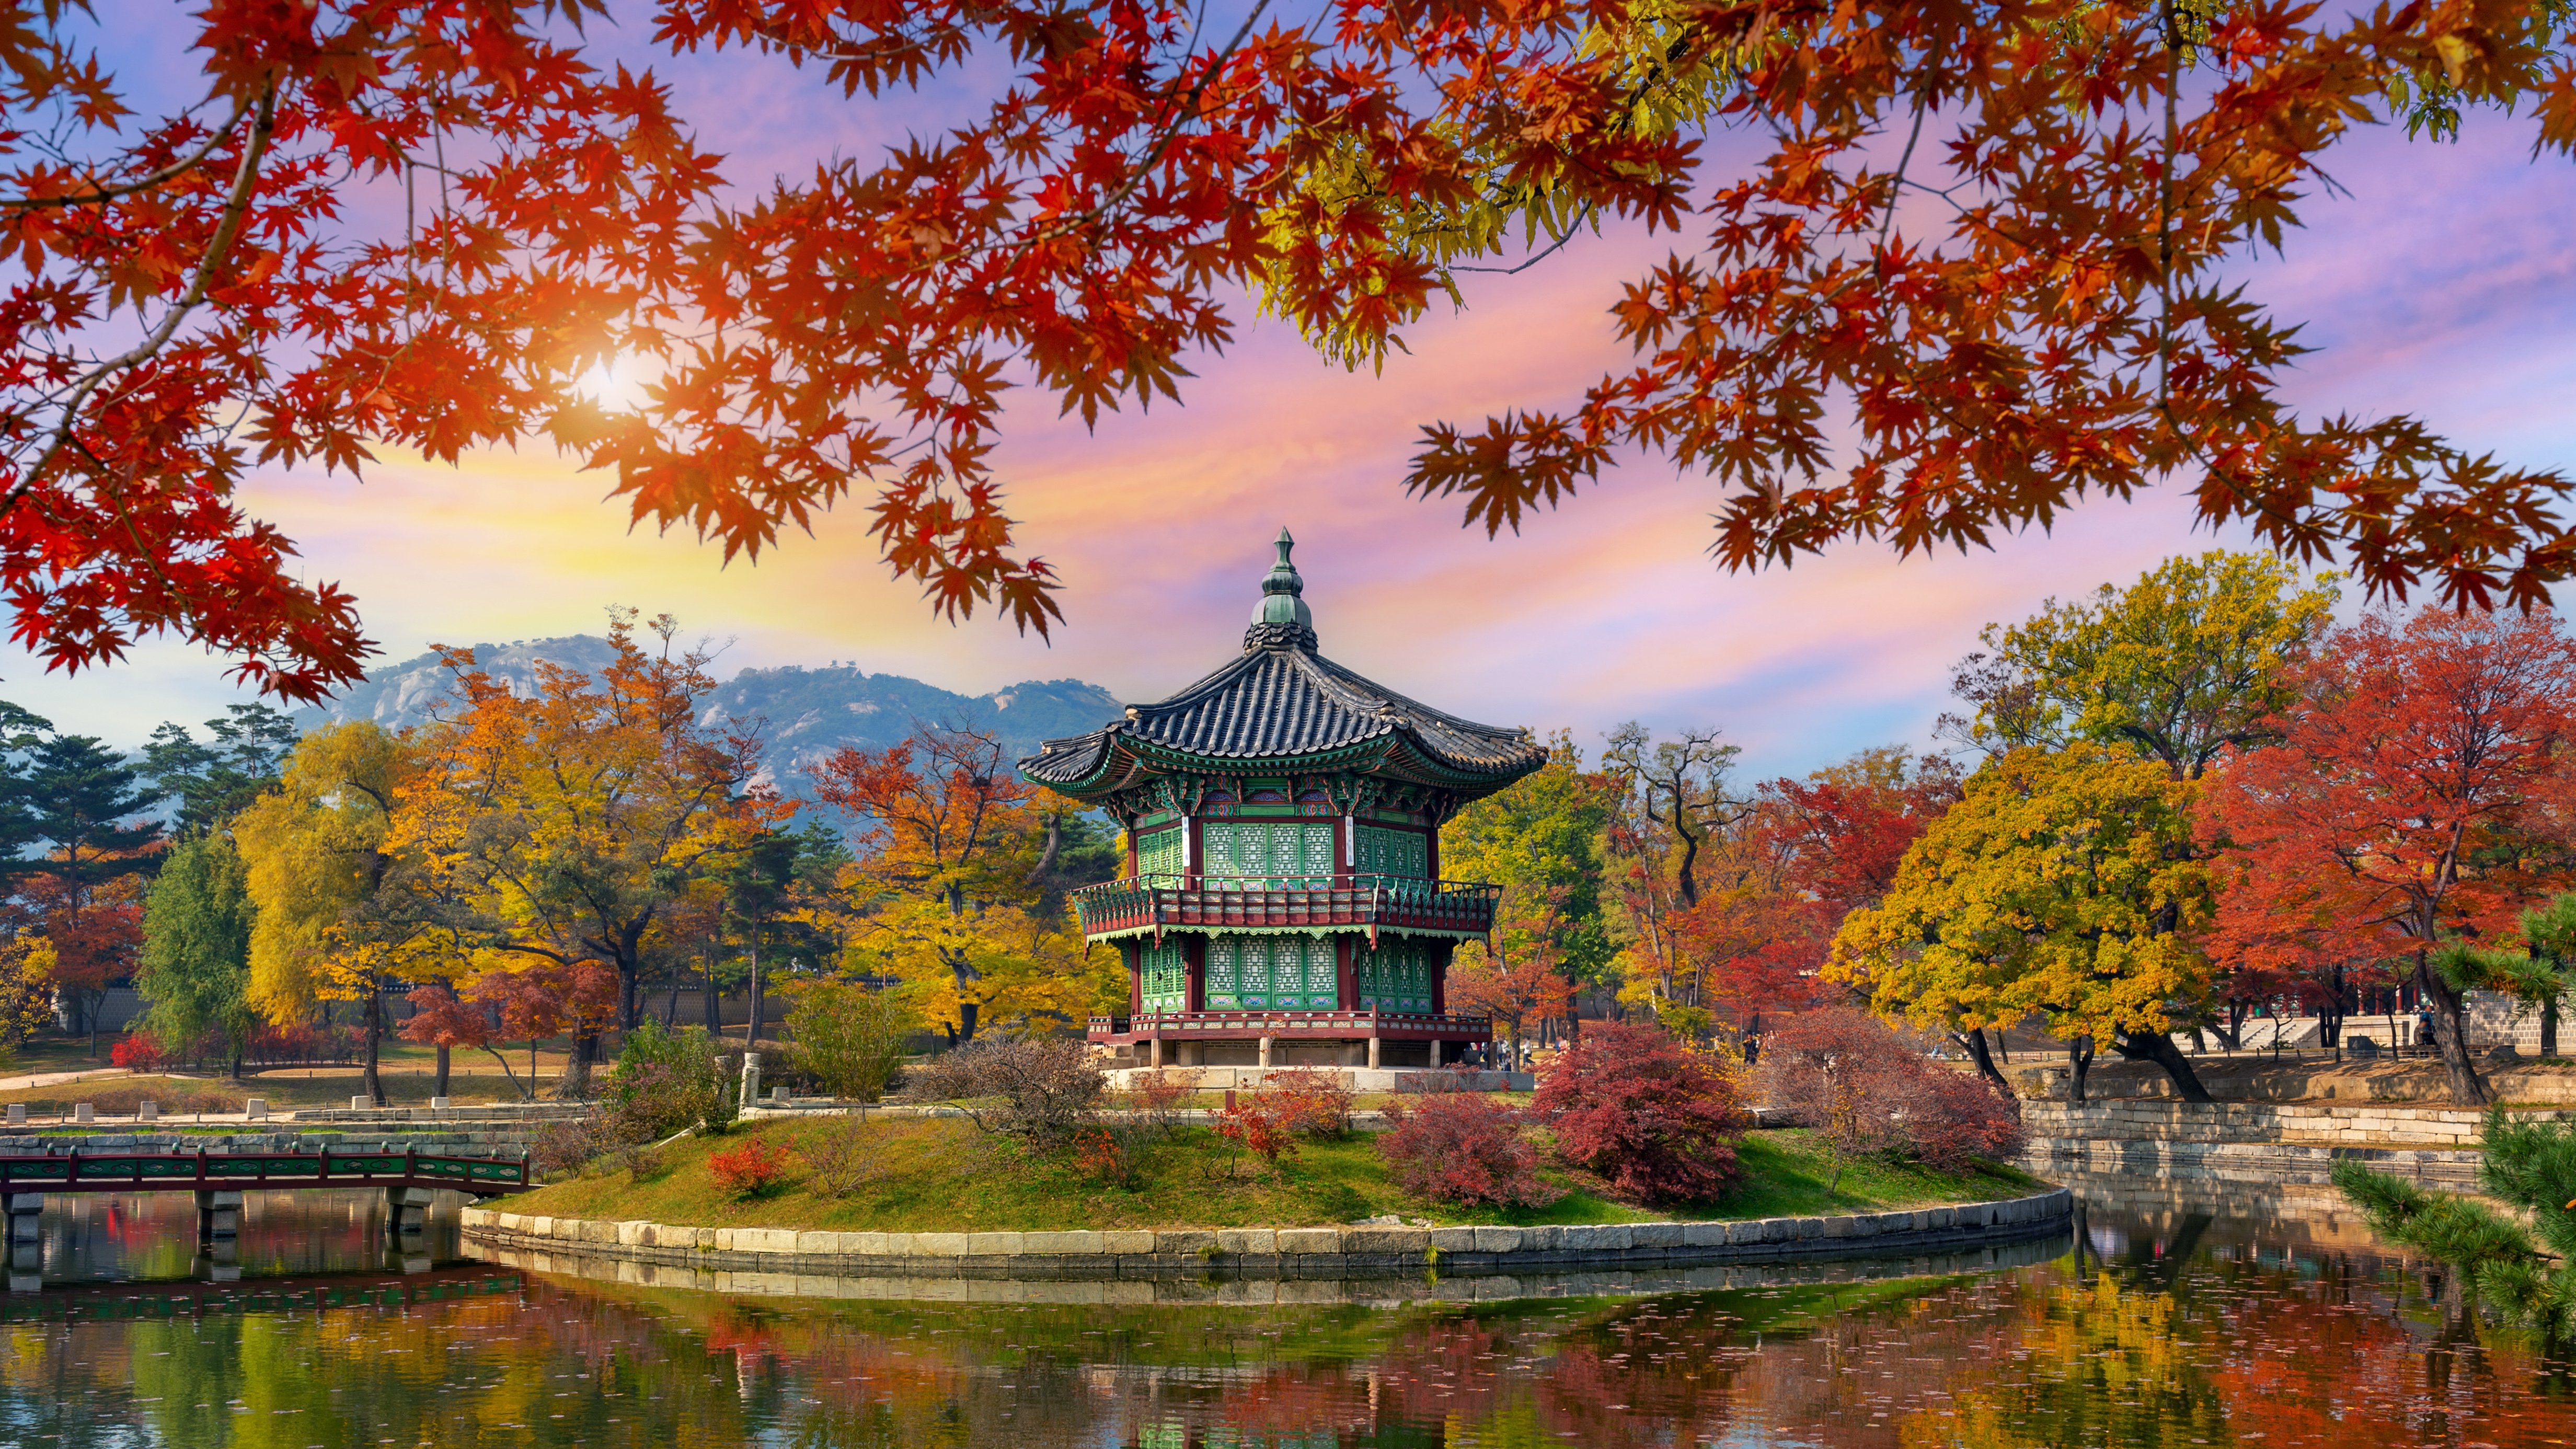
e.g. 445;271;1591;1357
458;1188;2073;1282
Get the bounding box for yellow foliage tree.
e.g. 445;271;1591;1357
1832;744;2214;1103
391;609;764;1086
233;720;465;1105
1948;550;2339;778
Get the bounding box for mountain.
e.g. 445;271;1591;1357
295;636;1123;792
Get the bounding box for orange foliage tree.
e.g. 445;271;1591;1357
810;722;1105;1043
13;3;2570;703
396;610;766;1083
2203;606;2576;1105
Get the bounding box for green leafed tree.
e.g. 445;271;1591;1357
1942;550;2339;778
137;835;258;1078
2338;1109;2576;1344
1442;729;1623;997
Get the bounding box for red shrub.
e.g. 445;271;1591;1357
1378;1092;1557;1208
1757;1007;2022;1172
1533;1020;1750;1204
1264;1067;1354;1138
707;1138;793;1199
109;1032;165;1072
1215;1093;1299;1171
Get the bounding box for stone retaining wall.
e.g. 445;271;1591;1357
2021;1099;2552;1147
2017;1100;2544;1188
457;1188;2072;1282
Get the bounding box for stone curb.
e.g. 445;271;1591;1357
457;1188;2073;1283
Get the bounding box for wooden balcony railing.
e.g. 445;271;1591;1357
1087;1009;1492;1040
1071;873;1501;942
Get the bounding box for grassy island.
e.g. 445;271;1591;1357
496;1115;2042;1234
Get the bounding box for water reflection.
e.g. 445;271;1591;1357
0;1179;2571;1446
18;1187;466;1283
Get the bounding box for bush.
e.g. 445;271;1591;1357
1378;1092;1558;1208
785;983;914;1102
110;1032;166;1072
1214;1091;1300;1175
600;1020;723;1143
1758;1008;2022;1179
796;1113;880;1197
1264;1067;1354;1138
708;1138;792;1199
904;1035;1105;1145
530;1116;606;1180
1533;1020;1750;1204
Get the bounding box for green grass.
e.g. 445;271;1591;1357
495;1118;2040;1233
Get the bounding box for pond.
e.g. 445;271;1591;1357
0;1178;2571;1447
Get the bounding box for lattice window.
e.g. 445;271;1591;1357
1206;938;1240;1008
1303;825;1336;878
1357;827;1429;880
1303;937;1338;1007
1136;827;1183;880
1138;942;1188;1013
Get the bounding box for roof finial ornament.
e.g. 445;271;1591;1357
1244;526;1318;652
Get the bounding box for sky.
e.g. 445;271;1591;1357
6;13;2573;780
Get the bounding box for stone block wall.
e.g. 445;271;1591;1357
458;1189;2074;1282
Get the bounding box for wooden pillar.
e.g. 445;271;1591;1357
1432;940;1451;1015
1259;1036;1273;1069
1336;935;1358;1011
1149;1037;1164;1068
1124;817;1139;879
1186;936;1206;1013
1366;1034;1381;1070
1125;941;1142;1018
1426;822;1441;881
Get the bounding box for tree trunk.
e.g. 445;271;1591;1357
2414;951;2491;1105
559;1032;599;1099
1957;1028;2011;1090
2066;1035;2095;1104
2113;1027;2214;1102
2544;996;2560;1060
433;1044;451;1098
703;953;723;1036
362;988;384;1107
745;935;765;1048
956;999;981;1046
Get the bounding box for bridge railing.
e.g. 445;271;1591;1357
0;1146;529;1195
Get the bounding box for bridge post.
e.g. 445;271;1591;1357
385;1186;433;1237
5;1191;42;1293
193;1190;242;1241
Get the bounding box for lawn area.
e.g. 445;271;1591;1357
495;1116;2041;1233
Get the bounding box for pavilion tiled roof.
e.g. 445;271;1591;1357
1018;530;1546;791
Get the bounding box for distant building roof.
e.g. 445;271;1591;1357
1020;530;1546;801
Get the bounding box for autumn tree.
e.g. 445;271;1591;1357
137;834;258;1077
234;721;457;1105
1836;744;2215;1103
2202;606;2576;1105
399;611;764;1086
1942;551;2339;776
7;2;2571;709
2;720;165;1050
812;722;1109;1043
1746;746;1964;1054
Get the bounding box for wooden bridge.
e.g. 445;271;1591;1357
0;1146;528;1198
